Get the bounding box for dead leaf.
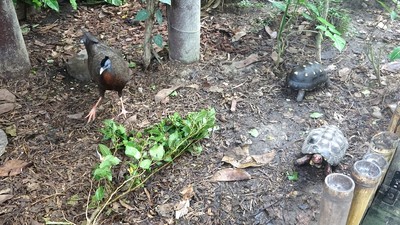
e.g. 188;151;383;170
154;85;181;104
232;30;247;42
0;103;15;115
264;25;277;39
382;61;400;73
34;40;46;47
210;168;251;182
156;203;175;217
208;86;224;93
251;151;276;164
0;193;13;204
5;124;17;137
338;67;351;78
222;145;276;168
180;184;194;200
0;89;16;102
186;84;200;89
0;160;32;177
67;112;84;119
270;51;283;63
175;199;190;219
232;54;260;69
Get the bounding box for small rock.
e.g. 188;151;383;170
66;49;91;82
0;129;8;157
371;106;383;119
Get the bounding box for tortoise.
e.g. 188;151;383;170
287;62;330;102
295;125;348;174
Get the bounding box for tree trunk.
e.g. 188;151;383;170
143;0;156;70
0;0;31;78
168;0;200;63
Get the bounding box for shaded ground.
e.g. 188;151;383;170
1;0;400;224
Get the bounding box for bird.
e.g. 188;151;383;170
81;30;132;123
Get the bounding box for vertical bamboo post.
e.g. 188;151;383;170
388;102;400;134
346;160;382;225
318;173;355;225
370;131;399;163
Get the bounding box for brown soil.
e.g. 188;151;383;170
1;0;400;224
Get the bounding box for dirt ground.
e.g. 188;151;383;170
1;0;400;224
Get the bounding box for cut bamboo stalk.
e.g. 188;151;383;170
346;160;382;225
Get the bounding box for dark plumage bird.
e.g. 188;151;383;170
81;31;132;123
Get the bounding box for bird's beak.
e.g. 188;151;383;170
99;67;105;75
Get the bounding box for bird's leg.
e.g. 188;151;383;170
85;97;102;123
115;96;131;119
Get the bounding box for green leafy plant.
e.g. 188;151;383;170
87;108;216;224
272;0;347;63
15;0;77;12
377;0;399;20
389;46;400;61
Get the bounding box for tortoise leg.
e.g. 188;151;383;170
325;78;331;88
325;163;333;175
295;154;313;166
296;90;306;102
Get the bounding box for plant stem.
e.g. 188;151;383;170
316;0;330;62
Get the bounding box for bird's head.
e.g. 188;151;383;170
100;56;112;75
81;30;99;46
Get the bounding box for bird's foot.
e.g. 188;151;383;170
85;107;97;123
114;108;132;120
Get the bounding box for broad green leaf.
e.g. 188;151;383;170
153;34;163;48
135;9;150;21
332;34;346;52
389;47;400;61
125;143;141;160
316;25;327;32
271;1;286;11
44;0;59;12
310;112;324;119
287;171;298;181
105;0;123;6
98;144;112;156
390;11;398;21
129;62;136;68
301;12;313;21
317;17;336;30
149;144;165;161
159;0;171;5
305;2;319;16
94;186;105;202
139;159;152;169
93;167;112;181
69;0;77;10
248;128;259;137
155;9;163;25
99;155;120;168
168;131;180;148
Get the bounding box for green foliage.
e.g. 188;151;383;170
287;171;299;181
159;0;171;5
237;0;265;8
153;34;163;47
389;47;400;61
272;0;347;52
15;0;124;12
134;9;150;21
91;108;216;206
377;0;399;20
